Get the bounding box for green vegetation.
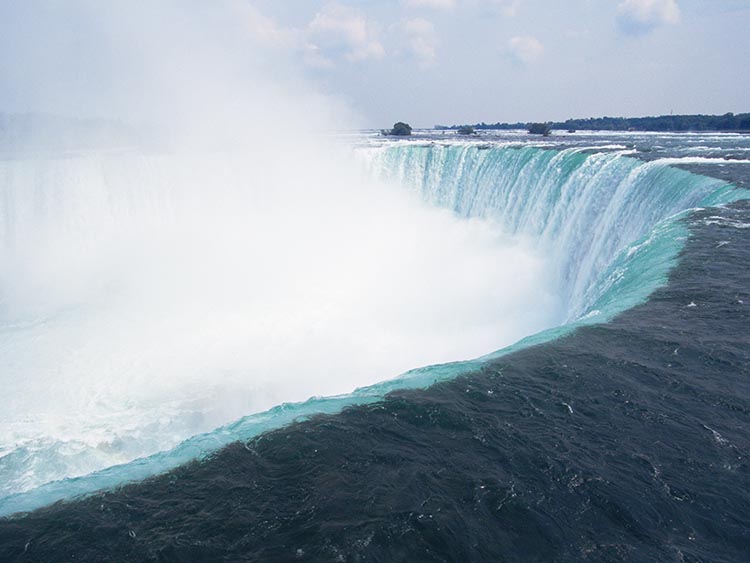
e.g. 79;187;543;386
437;112;750;133
457;126;476;135
381;122;413;136
527;122;551;136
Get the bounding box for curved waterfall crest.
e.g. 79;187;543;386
0;141;744;517
359;143;738;320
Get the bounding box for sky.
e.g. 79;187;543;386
0;0;749;129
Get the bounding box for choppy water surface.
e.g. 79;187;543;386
0;131;749;562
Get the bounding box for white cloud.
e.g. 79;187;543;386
403;0;456;10
404;0;522;16
307;3;385;65
391;18;439;68
507;35;544;64
303;42;335;69
234;4;299;48
617;0;681;34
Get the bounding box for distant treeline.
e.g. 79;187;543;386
437;113;750;133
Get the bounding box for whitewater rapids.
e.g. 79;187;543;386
0;136;744;515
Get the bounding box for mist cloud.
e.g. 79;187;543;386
507;35;544;65
0;0;562;494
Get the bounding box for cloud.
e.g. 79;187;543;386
403;0;456;10
404;0;522;16
231;3;387;70
307;3;385;65
391;18;439;68
234;4;299;48
617;0;681;35
507;35;544;65
303;42;336;69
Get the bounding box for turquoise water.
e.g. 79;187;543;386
1;140;747;517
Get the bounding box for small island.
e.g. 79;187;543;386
381;122;413;136
457;126;476;136
527;123;551;136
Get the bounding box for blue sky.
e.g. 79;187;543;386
1;0;748;128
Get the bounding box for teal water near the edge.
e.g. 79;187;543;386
360;144;743;322
1;141;747;517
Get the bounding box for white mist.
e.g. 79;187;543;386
0;1;562;495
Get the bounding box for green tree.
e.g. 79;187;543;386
382;122;413;136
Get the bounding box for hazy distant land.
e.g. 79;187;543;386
439;112;750;133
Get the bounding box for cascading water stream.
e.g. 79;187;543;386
358;143;740;321
0;140;745;517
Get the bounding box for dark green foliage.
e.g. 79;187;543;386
442;112;750;133
382;122;413;136
527;122;551;136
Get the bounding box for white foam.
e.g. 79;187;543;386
0;148;562;496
